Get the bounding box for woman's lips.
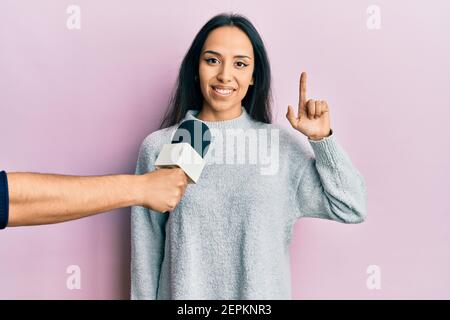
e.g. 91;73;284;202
211;86;235;98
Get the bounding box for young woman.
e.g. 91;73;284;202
131;13;367;300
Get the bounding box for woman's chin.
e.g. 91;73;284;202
209;101;238;112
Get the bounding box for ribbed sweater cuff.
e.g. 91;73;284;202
308;129;344;168
0;171;9;229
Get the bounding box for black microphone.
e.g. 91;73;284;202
155;119;211;183
171;119;211;158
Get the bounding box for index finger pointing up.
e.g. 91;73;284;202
299;72;307;114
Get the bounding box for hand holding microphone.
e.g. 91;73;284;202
155;119;211;184
153;119;211;213
0;119;211;228
139;168;189;213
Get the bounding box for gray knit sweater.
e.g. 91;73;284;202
131;107;367;300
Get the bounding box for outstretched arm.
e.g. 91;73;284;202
2;168;187;227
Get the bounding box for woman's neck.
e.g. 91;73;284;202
197;104;243;122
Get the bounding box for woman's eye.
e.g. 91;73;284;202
236;61;249;68
206;58;219;64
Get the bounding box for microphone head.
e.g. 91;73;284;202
171;119;211;158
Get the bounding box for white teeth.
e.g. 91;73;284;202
213;87;233;95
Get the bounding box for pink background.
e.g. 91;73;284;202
1;0;449;299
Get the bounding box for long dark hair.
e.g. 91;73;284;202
160;13;273;129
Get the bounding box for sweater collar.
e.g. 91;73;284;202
182;106;255;129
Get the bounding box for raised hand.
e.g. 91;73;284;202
286;72;332;140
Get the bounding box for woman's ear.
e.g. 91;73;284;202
250;77;254;85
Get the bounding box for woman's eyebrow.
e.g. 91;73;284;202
203;50;252;60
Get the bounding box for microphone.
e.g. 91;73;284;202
155;119;211;184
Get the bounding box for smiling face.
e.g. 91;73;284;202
197;26;255;121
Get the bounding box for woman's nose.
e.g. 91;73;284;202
217;62;233;83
